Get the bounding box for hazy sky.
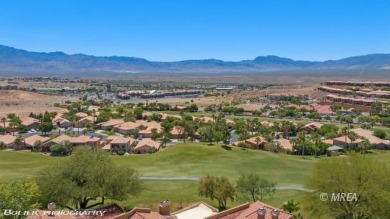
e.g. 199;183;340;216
0;0;389;61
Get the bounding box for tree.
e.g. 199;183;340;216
37;146;142;210
14;135;23;150
50;141;70;156
134;107;144;120
39;122;54;135
371;102;383;115
235;173;276;202
373;129;387;139
304;153;390;218
198;175;235;210
282;199;301;213
0;142;6;150
33;140;43;152
296;131;306;158
187;104;198;112
0;179;41;219
310;132;321;157
358;139;371;156
347;131;358;149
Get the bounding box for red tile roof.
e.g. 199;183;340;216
0;134;16;145
205;201;292;219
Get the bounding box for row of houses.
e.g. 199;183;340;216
326;94;387;106
319;86;390;99
325;81;390;87
0;117;41;130
233;122;389;152
0;133;162;154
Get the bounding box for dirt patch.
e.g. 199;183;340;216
0;90;74;117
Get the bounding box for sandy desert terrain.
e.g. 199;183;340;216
0;90;76;117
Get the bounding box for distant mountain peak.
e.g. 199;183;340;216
0;44;389;75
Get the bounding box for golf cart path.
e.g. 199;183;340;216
140;176;312;192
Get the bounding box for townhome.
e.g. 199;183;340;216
114;122;141;135
99;119;125;130
21;117;40;130
0;134;16;148
69;135;101;147
23;135;50;149
134;138;161;154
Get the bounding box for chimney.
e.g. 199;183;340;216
158;200;170;215
271;209;280;219
256;208;266;219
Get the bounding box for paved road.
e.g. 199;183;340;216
139;176;313;192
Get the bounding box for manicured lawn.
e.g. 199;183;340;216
115;142;317;186
0;151;66;182
1;143;389;216
112;180;308;211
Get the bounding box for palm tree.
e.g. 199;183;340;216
358;139;371;157
341;127;348;146
297;131;306;158
310;132;321;157
348;131;358;149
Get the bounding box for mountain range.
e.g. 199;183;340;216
0;44;390;76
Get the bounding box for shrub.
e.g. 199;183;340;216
373;129;387;139
117;149;125;156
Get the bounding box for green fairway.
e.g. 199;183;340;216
112;180;308;211
115;143;317;186
1;142;390;215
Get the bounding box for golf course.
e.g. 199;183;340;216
1;142;390;211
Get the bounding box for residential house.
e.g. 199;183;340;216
276;138;293;151
52;116;72;128
170;126;183;139
76;116;96;128
311;103;334;115
134;138;161;154
350;128;387;149
42;135;73;151
112;200;291;219
75;112;88;119
300;122;323;133
0;134;16;148
69;135;101;147
99;119;124;130
244;136;268;150
139;125;163;138
23;135;50;149
112;200;218;219
204;201;292;219
106;136;135;152
114;122;140;135
22;117;40;130
332;136;363;149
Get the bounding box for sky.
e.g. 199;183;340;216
0;0;389;61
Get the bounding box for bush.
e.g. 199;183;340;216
237;142;250;148
50;143;70;156
117;149;125;156
373;129;387;139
